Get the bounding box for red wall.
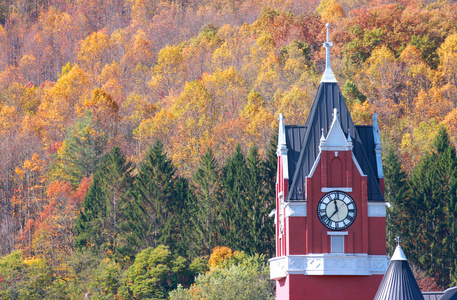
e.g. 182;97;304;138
277;274;384;300
275;148;386;299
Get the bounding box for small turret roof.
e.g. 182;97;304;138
374;245;424;300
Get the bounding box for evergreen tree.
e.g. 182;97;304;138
50;112;107;186
135;140;190;255
74;146;142;260
263;133;278;256
405;127;457;288
383;147;409;255
221;145;274;255
221;145;249;252
191;148;223;256
245;146;274;255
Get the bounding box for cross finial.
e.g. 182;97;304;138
394;236;401;246
326;23;330;43
324;23;333;71
321;24;337;83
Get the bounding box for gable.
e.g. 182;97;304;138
285;82;384;202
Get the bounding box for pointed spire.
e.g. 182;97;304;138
321;23;337;83
373;113;383;178
391;245;407;261
277;113;288;156
277;113;289;179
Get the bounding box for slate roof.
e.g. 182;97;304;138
285;82;384;202
374;246;424;300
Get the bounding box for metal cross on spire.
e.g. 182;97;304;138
394;236;401;246
320;23;337;83
324;23;333;70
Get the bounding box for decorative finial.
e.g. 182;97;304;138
277;113;287;154
391;236;407;261
320;24;337;83
326;23;330;43
395;236;401;246
347;128;352;143
320;128;325;142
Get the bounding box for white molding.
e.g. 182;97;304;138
327;231;348;236
321;187;352;193
319;109;353;151
352;153;366;176
285;202;307;217
373;113;384;178
368;202;386;217
277;113;289;180
308;152;321;177
270;254;389;279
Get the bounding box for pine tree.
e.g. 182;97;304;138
245;146;274;255
406;126;457;288
135;140;190;255
74;146;142;260
221;145;274;255
191;148;223;256
50;112;107;186
263;133;278;256
383;147;409;256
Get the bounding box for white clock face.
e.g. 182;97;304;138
317;191;357;231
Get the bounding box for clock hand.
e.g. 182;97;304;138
333;200;338;212
329;209;338;219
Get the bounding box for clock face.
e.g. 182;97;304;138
317;191;357;231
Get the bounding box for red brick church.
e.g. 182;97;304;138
269;23;389;299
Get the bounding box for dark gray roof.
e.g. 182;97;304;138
285;82;384;201
285;125;307;186
440;287;457;300
423;291;444;300
374;260;424;300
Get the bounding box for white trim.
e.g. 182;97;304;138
277;113;289;180
373;113;384;178
319;108;353;151
352;153;366;176
308;152;321;177
368;202;386;217
282;155;289;180
321;187;352;193
391;245;407;261
270;254;389;279
285;202;307;217
327;231;348;236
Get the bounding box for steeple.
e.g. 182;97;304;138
321;23;337;83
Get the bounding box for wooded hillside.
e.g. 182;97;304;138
1;0;457;297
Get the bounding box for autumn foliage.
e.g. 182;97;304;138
0;0;456;296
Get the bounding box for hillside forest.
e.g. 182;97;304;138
1;0;457;297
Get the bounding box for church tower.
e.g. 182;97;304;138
270;24;389;300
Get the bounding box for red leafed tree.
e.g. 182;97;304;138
411;264;441;291
31;177;91;269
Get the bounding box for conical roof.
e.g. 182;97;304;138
374;246;424;300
